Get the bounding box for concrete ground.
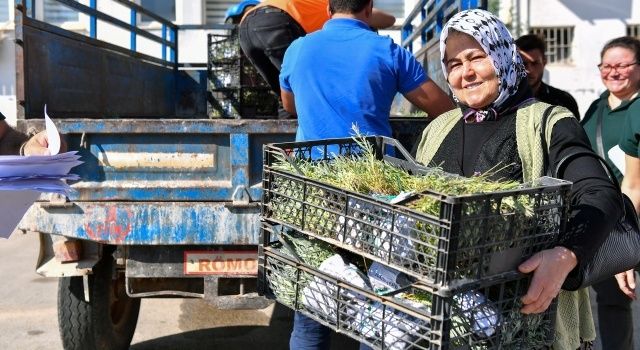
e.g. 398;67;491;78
0;231;638;349
0;231;356;350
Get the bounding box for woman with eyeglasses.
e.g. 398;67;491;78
581;36;640;350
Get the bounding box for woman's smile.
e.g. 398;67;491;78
464;82;483;89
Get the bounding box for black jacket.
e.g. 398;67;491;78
535;82;581;119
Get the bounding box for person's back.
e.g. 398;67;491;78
258;0;330;33
281;18;423;140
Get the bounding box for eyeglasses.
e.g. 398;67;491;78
597;62;639;74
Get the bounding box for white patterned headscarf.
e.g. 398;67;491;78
439;9;527;112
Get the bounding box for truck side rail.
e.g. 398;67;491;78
400;0;485;90
14;1;209;119
18;0;178;66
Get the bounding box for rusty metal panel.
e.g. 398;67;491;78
19;202;262;245
15;117;427;244
17;119;297;201
19;18;176;119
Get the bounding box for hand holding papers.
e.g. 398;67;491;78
22;104;66;156
0;110;82;238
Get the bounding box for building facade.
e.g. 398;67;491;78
499;0;640;117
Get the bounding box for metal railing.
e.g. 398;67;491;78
399;0;484;90
401;0;485;60
19;0;178;67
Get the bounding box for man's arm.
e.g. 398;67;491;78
403;80;455;118
0;119;66;155
0;120;28;155
281;89;297;116
0;119;8;141
370;8;395;29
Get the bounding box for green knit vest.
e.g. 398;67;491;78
415;101;595;350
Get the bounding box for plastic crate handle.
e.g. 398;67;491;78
377;136;421;167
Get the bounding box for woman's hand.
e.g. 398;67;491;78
614;269;637;300
518;246;577;314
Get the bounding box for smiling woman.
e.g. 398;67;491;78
444;30;499;109
415;9;624;350
581;36;640;350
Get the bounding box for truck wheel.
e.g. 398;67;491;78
57;253;140;350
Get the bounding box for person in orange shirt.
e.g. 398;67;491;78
238;0;395;118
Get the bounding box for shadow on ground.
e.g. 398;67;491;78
131;302;358;350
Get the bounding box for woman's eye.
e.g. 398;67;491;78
449;62;462;71
471;55;485;62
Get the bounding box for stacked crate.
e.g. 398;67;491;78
207;29;279;118
258;136;572;349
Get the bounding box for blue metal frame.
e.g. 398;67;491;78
22;0;178;67
401;0;485;56
169;26;176;64
21;202;263;245
400;0;485;90
161;24;167;61
89;0;96;38
18;119;297;245
130;7;137;52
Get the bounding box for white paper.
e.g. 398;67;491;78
44;105;61;155
0;190;40;239
0;109;82;238
608;145;626;174
0;179;71;194
0;152;82;177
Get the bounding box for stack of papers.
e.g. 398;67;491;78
1;105;82;238
0;152;82;194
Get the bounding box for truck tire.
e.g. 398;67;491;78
57;253;140;350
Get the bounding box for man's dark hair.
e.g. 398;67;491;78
601;36;640;62
329;0;371;14
515;34;546;54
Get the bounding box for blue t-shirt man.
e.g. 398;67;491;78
278;11;454;350
280;18;450;142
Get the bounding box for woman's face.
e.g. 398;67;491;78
600;47;640;98
444;32;500;109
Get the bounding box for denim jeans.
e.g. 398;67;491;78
289;311;376;350
239;7;305;119
290;312;331;350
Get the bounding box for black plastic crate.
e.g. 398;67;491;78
258;233;556;350
208;87;279;118
207;29;279;118
261;136;572;290
208;30;240;62
208;61;271;89
207;29;270;89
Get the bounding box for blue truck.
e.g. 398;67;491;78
12;0;482;349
